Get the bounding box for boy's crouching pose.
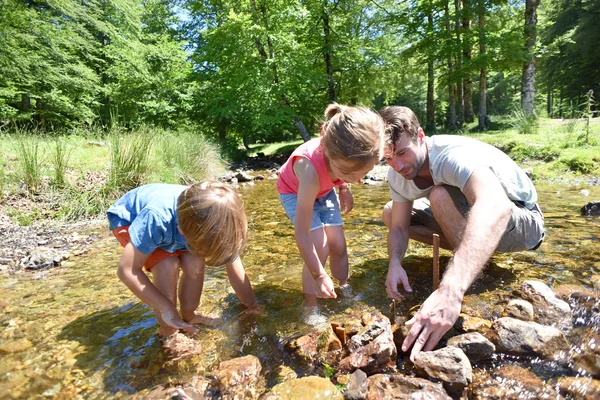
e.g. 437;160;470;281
107;181;257;337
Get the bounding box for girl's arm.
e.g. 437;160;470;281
226;257;258;308
293;158;336;298
117;242;198;333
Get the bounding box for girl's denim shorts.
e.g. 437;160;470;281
280;189;343;231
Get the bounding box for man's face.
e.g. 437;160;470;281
383;130;426;180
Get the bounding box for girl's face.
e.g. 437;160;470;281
328;156;378;183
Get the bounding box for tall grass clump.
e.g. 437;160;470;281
52;137;71;186
157;132;227;184
510;108;539;135
13;133;42;191
108;126;154;190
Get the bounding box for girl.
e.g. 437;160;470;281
276;104;385;317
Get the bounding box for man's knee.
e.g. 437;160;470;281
382;200;393;228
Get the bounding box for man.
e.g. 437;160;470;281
380;106;544;361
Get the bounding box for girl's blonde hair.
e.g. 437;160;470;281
177;181;247;266
320;103;385;165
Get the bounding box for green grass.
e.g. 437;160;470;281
247;139;306;157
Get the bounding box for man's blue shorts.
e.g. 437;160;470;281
280;189;344;231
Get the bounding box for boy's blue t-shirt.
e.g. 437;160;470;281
107;184;189;254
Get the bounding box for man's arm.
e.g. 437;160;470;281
386;200;414;300
402;167;512;360
293;158;336;298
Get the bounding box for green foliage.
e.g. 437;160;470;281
52;137;72;186
108;127;154;191
509;143;559;163
558;153;595;174
13;134;42;191
322;362;336;380
510;108;539;135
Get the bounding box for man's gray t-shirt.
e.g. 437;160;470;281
388;135;537;209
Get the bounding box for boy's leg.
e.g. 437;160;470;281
323;225;348;285
150;256;181;336
302;227;329;307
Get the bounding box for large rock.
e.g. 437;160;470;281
212;355;263;400
365;373;451;399
554;284;598;311
447;332;495;363
518;280;572;329
20;247;68;270
264;376;343;400
503;299;534;321
492;317;569;359
581;201;600;216
412;347;473;394
288;325;342;363
344;369;368;400
339;313;396;375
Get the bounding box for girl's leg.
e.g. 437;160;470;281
324;225;349;285
302;227;329;307
150;256;181;336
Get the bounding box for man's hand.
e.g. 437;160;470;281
401;288;462;361
339;188;354;214
158;307;199;334
315;273;337;298
385;265;412;301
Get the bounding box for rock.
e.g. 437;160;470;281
339;314;396;375
492;317;569;359
212;355;263;399
412;347;473;394
20;247;68;270
365;373;451;400
590;275;600;291
288;325;342;363
524;167;534;180
468;364;560;399
235;171;254;182
518;280;572;329
554;284;598;311
266;376;343;400
255;175;265;180
142;376;213;400
455;314;493;334
580;189;591;196
269;365;297;385
447;332;495;363
503;299;534;321
344;369;368;400
556;377;600;399
0;338;33;353
581;201;600;216
573;353;600;378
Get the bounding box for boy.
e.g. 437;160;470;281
107;181;257;337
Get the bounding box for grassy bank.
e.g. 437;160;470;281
1;116;598;226
0;126;227;225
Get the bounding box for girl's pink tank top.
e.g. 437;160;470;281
276;137;343;199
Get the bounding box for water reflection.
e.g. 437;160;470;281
0;180;598;397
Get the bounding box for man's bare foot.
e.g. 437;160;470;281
183;311;223;327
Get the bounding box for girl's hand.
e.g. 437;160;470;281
315;273;337;298
339;188;354;214
182;311;223;327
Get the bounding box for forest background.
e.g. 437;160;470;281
0;0;599;223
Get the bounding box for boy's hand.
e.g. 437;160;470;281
159;308;199;334
315;273;337;298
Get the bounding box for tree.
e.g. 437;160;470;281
521;0;540;115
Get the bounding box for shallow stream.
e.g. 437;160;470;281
1;179;598;398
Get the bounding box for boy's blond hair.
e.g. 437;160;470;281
177;181;247;266
321;103;385;165
379;106;421;147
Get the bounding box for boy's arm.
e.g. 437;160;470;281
117;242;197;333
386;200;414;300
293;158;336;298
225;257;258;308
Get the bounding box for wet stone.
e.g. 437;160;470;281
366;373;451;400
0;338;33;353
265;376;343;400
446;332;496;363
455;314;493;334
343;369;367;400
581;201;600;216
468;364;560;399
412;346;473;395
269;365;297;386
212;355;263;400
554;284;598;311
492;317;569;359
503;299;534;321
518;280;572;330
556;377;600;400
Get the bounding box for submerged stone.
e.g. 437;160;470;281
265;376;343;400
412;347;473;394
366;373;451;399
447;332;495;363
581;201;600;216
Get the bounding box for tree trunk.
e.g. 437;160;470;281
462;0;474;123
218;124;226;145
426;11;436;133
445;1;457;130
521;0;540;116
454;0;464;127
20;93;31;113
477;0;487;131
322;6;335;104
293;117;312;142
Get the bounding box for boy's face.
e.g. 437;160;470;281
328;157;377;183
383;128;427;180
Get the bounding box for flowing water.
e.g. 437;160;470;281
1;179;599;398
